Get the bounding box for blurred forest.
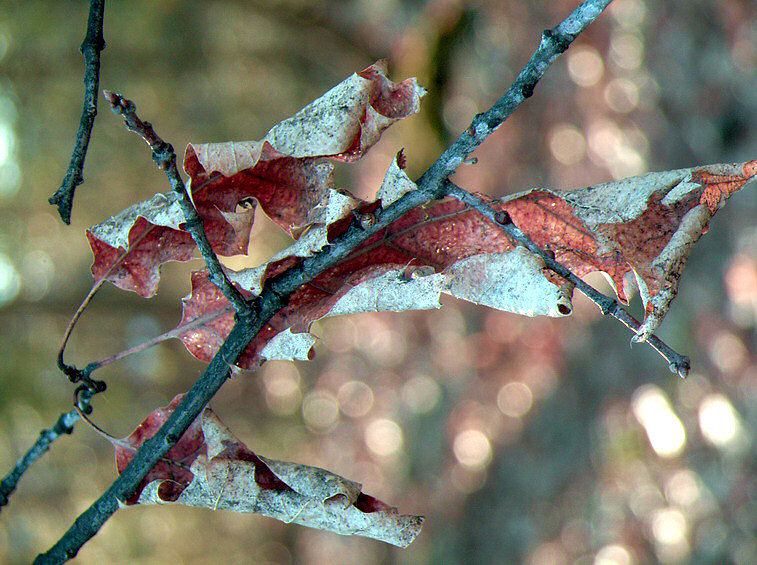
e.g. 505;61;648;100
0;0;754;563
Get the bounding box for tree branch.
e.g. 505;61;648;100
444;181;691;377
416;0;613;195
102;91;252;316
36;1;614;561
48;0;106;225
0;391;93;511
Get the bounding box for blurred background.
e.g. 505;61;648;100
0;0;755;563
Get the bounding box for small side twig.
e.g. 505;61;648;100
0;391;93;511
48;0;106;225
445;182;691;377
102;90;251;317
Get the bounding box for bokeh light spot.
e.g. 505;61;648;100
567;46;604;87
337;380;374;418
604;78;640;113
548;124;587;165
0;253;20;307
632;385;686;458
595;544;634;565
453;429;492;468
497;381;534;418
262;363;302;416
400;375;441;414
302;391;339;432
365;418;403;456
698;394;743;448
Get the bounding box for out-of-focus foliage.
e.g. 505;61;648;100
0;1;754;564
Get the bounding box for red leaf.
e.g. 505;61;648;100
184;60;425;244
174;160;755;366
88;62;422;298
86;191;252;297
113;394;205;504
125;397;423;547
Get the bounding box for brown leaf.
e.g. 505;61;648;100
113;394;205;504
123;395;423;547
174;160;755;366
87;61;423;297
184;60;425;244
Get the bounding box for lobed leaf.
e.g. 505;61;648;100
86;61;423;297
184;60;425;244
118;395;423;547
175;160;755;367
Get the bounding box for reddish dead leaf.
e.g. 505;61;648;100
174;160;754;367
128;397;423;547
87;61;422;298
86;191;253;297
176;194;576;369
114;394;205;505
184;60;425;245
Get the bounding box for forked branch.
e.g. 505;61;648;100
36;1;615;562
102;91;251;316
445;181;691;377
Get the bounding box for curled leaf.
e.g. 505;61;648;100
119;395;423;547
184;60;425;244
174;159;755;366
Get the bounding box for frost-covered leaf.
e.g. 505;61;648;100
119;395;423;547
86;193;197;297
515;160;757;339
184;60;425;245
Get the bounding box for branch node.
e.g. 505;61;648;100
494;210;512;225
542;28;574;53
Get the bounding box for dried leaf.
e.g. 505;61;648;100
86;192;198;297
175;160;754;366
184;60;425;245
120;395;423;547
88;61;423;297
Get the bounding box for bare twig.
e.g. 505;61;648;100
48;0;106;225
102;90;251;316
0;390;93;511
416;0;613;195
445;182;691;377
36;1;614;562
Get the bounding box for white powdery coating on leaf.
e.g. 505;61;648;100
326;269;446;318
377;157;417;206
137;409;423;547
263;73;371;158
260;329;317;361
309;188;362;227
555;169;690;229
444;248;573;317
89;192;186;249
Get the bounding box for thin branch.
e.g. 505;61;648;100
445;181;691;377
416;0;613;195
102;90;251;316
36;1;614;561
0;390;93;511
48;0;106;225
